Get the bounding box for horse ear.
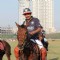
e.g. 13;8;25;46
15;22;20;27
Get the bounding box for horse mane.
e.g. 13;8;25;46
18;24;26;29
21;24;25;27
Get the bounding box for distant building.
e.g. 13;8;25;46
18;0;30;25
12;27;18;34
18;0;55;33
0;27;13;34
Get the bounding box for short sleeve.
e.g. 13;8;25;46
35;18;41;28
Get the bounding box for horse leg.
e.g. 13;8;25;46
5;54;10;60
0;56;3;60
40;48;47;60
0;50;5;60
0;53;4;60
5;47;11;60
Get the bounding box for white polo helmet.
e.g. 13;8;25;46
23;8;32;15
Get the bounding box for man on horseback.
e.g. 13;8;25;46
23;8;47;60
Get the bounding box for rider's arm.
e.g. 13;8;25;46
29;18;41;35
29;27;41;35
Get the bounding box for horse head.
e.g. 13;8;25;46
15;22;27;47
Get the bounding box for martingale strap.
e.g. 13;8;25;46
17;41;26;51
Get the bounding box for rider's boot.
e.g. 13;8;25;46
14;46;20;60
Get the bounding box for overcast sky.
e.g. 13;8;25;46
0;0;60;31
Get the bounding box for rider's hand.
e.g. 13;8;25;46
29;28;40;35
29;31;35;35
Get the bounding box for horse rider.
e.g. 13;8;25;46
23;8;47;60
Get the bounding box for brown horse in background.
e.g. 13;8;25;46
14;23;40;60
0;40;11;60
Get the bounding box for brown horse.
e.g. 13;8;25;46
14;22;46;60
0;40;11;60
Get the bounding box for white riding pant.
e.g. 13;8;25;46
30;39;44;49
44;38;47;42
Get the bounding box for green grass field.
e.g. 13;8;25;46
3;40;60;60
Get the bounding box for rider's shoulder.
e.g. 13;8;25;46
32;17;40;21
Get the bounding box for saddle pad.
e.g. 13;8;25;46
0;42;4;50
